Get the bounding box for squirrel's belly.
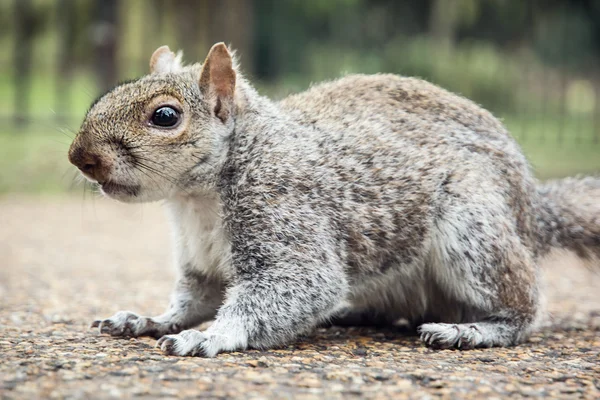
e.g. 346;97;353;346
166;194;233;280
346;260;481;324
347;261;430;321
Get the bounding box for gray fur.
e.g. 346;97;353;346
70;44;600;357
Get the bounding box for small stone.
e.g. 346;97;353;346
246;360;268;368
352;348;367;357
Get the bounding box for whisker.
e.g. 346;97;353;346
132;149;212;169
135;162;184;188
134;160;192;196
133;164;168;198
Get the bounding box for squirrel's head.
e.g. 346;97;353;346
68;43;237;202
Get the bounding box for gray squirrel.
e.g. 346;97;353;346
68;43;600;357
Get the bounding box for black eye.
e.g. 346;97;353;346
151;106;180;127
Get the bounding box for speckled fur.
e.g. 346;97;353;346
70;44;600;356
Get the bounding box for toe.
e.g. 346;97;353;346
155;330;210;357
156;335;168;348
99;320;116;335
158;336;177;355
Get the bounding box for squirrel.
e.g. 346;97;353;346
68;43;600;357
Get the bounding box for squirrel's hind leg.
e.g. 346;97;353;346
418;320;529;349
421;196;542;349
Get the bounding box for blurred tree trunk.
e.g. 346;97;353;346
142;0;166;72
429;0;459;50
172;0;253;68
174;0;205;62
254;0;278;80
208;0;254;68
56;0;76;122
595;82;600;144
13;0;35;126
92;0;119;92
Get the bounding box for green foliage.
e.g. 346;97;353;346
534;8;596;70
0;0;598;195
506;115;600;179
0;127;72;194
383;37;518;112
284;36;523;114
289;0;362;17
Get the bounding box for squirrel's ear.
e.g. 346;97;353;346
150;45;183;74
199;43;236;122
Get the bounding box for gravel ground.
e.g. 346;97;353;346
1;196;599;399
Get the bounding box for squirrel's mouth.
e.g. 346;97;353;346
100;181;141;197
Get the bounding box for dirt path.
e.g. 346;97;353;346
1;197;599;399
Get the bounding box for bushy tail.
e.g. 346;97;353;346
537;176;600;265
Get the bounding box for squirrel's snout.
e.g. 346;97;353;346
69;145;109;183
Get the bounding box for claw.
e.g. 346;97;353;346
122;321;136;337
90;312;160;338
423;332;432;344
99;320;114;335
158;336;176;355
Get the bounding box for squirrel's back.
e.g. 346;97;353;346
280;74;508;142
278;73;598;265
274;73;539;251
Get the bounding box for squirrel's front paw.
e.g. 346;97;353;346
157;330;209;357
91;311;180;339
157;329;246;357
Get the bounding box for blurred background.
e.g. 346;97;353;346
0;0;599;195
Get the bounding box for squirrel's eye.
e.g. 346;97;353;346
151;106;180;127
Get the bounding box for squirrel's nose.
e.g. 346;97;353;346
81;156;98;175
68;146;108;183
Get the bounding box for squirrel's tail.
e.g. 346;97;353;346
536;176;600;265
